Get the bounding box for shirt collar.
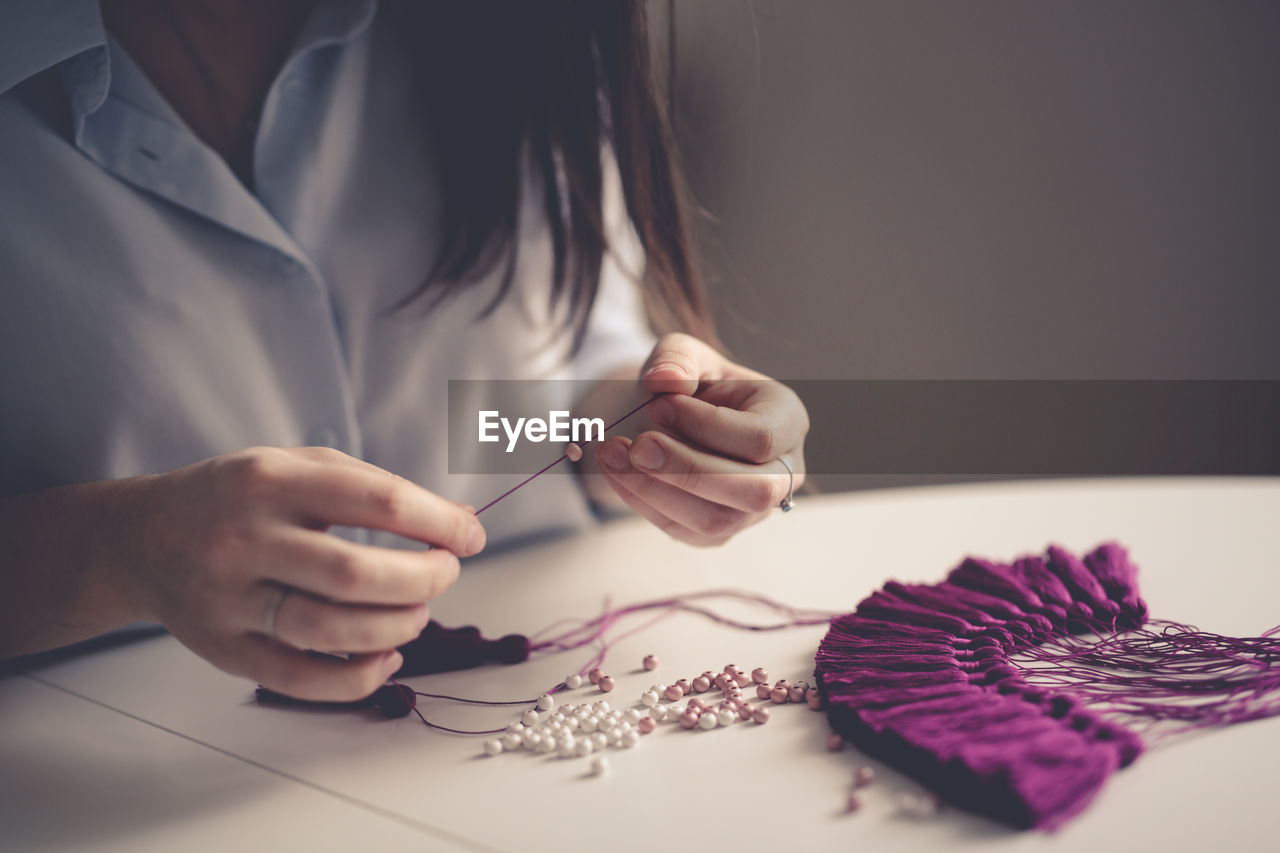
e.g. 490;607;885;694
0;0;105;97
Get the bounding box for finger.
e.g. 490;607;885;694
230;634;403;702
598;467;727;547
640;333;726;396
613;430;796;514
260;586;431;653
596;438;759;540
283;465;485;556
646;384;808;464
260;528;461;605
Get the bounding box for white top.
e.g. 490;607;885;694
0;0;655;548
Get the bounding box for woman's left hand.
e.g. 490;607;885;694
594;333;809;546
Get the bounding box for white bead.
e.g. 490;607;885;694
640;690;660;707
589;755;609;776
617;721;633;734
591;732;609;750
537;736;557;753
483;738;503;756
525;732;542;749
620;730;640;748
698;711;719;730
623;708;642;724
717;708;736;727
502;733;523;751
650;684;667;696
580;715;599;733
566;674;583;689
537;693;555;712
605;727;622;744
574;738;594;757
521;709;540;727
650;705;668;722
592;701;611;715
505;722;525;735
558;736;577;758
670;703;686;716
564;716;580;733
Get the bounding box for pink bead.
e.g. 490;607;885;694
734;672;751;688
687;697;707;713
675;678;691;694
755;684;772;700
770;687;788;704
846;793;862;814
564;442;584;463
826;732;844;751
664;684;684;701
788;685;805;703
588;668;603;684
854;766;875;787
806;688;824;711
737;702;754;721
643;654;659;671
598;675;615;693
751;667;768;684
679;712;699;729
751;707;771;724
638;716;657;734
775;679;791;690
692;676;710;693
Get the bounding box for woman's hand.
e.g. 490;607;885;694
594;334;808;546
1;446;485;701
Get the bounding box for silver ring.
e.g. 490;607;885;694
777;456;796;513
262;587;287;638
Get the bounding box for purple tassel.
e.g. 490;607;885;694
815;542;1279;831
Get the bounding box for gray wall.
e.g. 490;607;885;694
662;1;1280;490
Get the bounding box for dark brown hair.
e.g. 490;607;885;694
390;1;715;350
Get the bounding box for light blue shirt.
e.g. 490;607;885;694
0;0;655;548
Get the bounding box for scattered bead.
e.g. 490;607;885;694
621;730;640;748
638;716;656;734
522;709;540;727
525;732;543;749
669;703;686;717
565;673;583;689
575;739;594;757
770;687;788;704
775;679;791;690
751;667;769;684
845;793;862;814
751;707;771;725
788;685;805;703
698;710;719;730
687;697;707;713
564;717;580;733
592;701;611;714
664;684;685;701
537;693;555;711
756;684;773;700
580;715;599;733
737;702;754;721
502;733;523;751
589;755;609;776
643;654;659;671
623;708;642;725
564;442;584;463
854;766;875;787
734;672;751;688
675;678;691;694
650;705;667;722
806;688;823;710
588;667;603;684
558;737;577;759
641;690;660;707
505;722;525;735
716;708;736;727
691;676;711;693
484;738;503;756
679;712;699;730
591;732;609;751
826;732;845;751
598;675;616;693
537;736;557;754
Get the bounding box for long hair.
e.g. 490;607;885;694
390;1;715;350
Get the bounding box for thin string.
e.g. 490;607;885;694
472;394;657;516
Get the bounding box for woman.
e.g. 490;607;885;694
0;0;808;701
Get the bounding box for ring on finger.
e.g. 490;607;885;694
776;456;796;513
262;586;289;639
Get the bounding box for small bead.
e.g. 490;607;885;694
537;693;555;711
701;670;716;682
669;703;686;717
751;707;771;724
502;733;523;751
775;679;791;690
854;766;875;787
522;709;540;727
716;708;736;727
845;793;862;814
598;676;616;693
788;685;805;703
575;739;594;757
525;732;542;749
650;705;668;722
592;701;611;714
638;716;656;734
558;737;577;758
687;697;707;713
537;736;557;753
664;684;685;701
580;715;599;733
623;708;642;725
649;683;667;695
591;732;609;750
565;442;584;463
737;702;754;721
589;755;609;776
679;712;699;729
675;678;691;694
806;688;823;710
756;684;772;700
826;732;845;751
698;710;719;730
691;676;711;693
643;654;659;671
734;672;751;688
566;673;583;689
770;687;788;704
564;717;580;733
505;722;525;735
621;730;640;748
483;738;503;756
641;690;660;707
751;667;769;684
588;667;603;684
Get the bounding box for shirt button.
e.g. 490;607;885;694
307;426;341;448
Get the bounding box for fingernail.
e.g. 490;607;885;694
465;522;486;555
630;437;666;470
644;362;685;379
648;397;674;427
599;441;629;472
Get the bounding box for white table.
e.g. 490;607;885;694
4;478;1279;852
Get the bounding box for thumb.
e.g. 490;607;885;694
640;333;725;397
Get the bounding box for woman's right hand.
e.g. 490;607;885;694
115;447;484;701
